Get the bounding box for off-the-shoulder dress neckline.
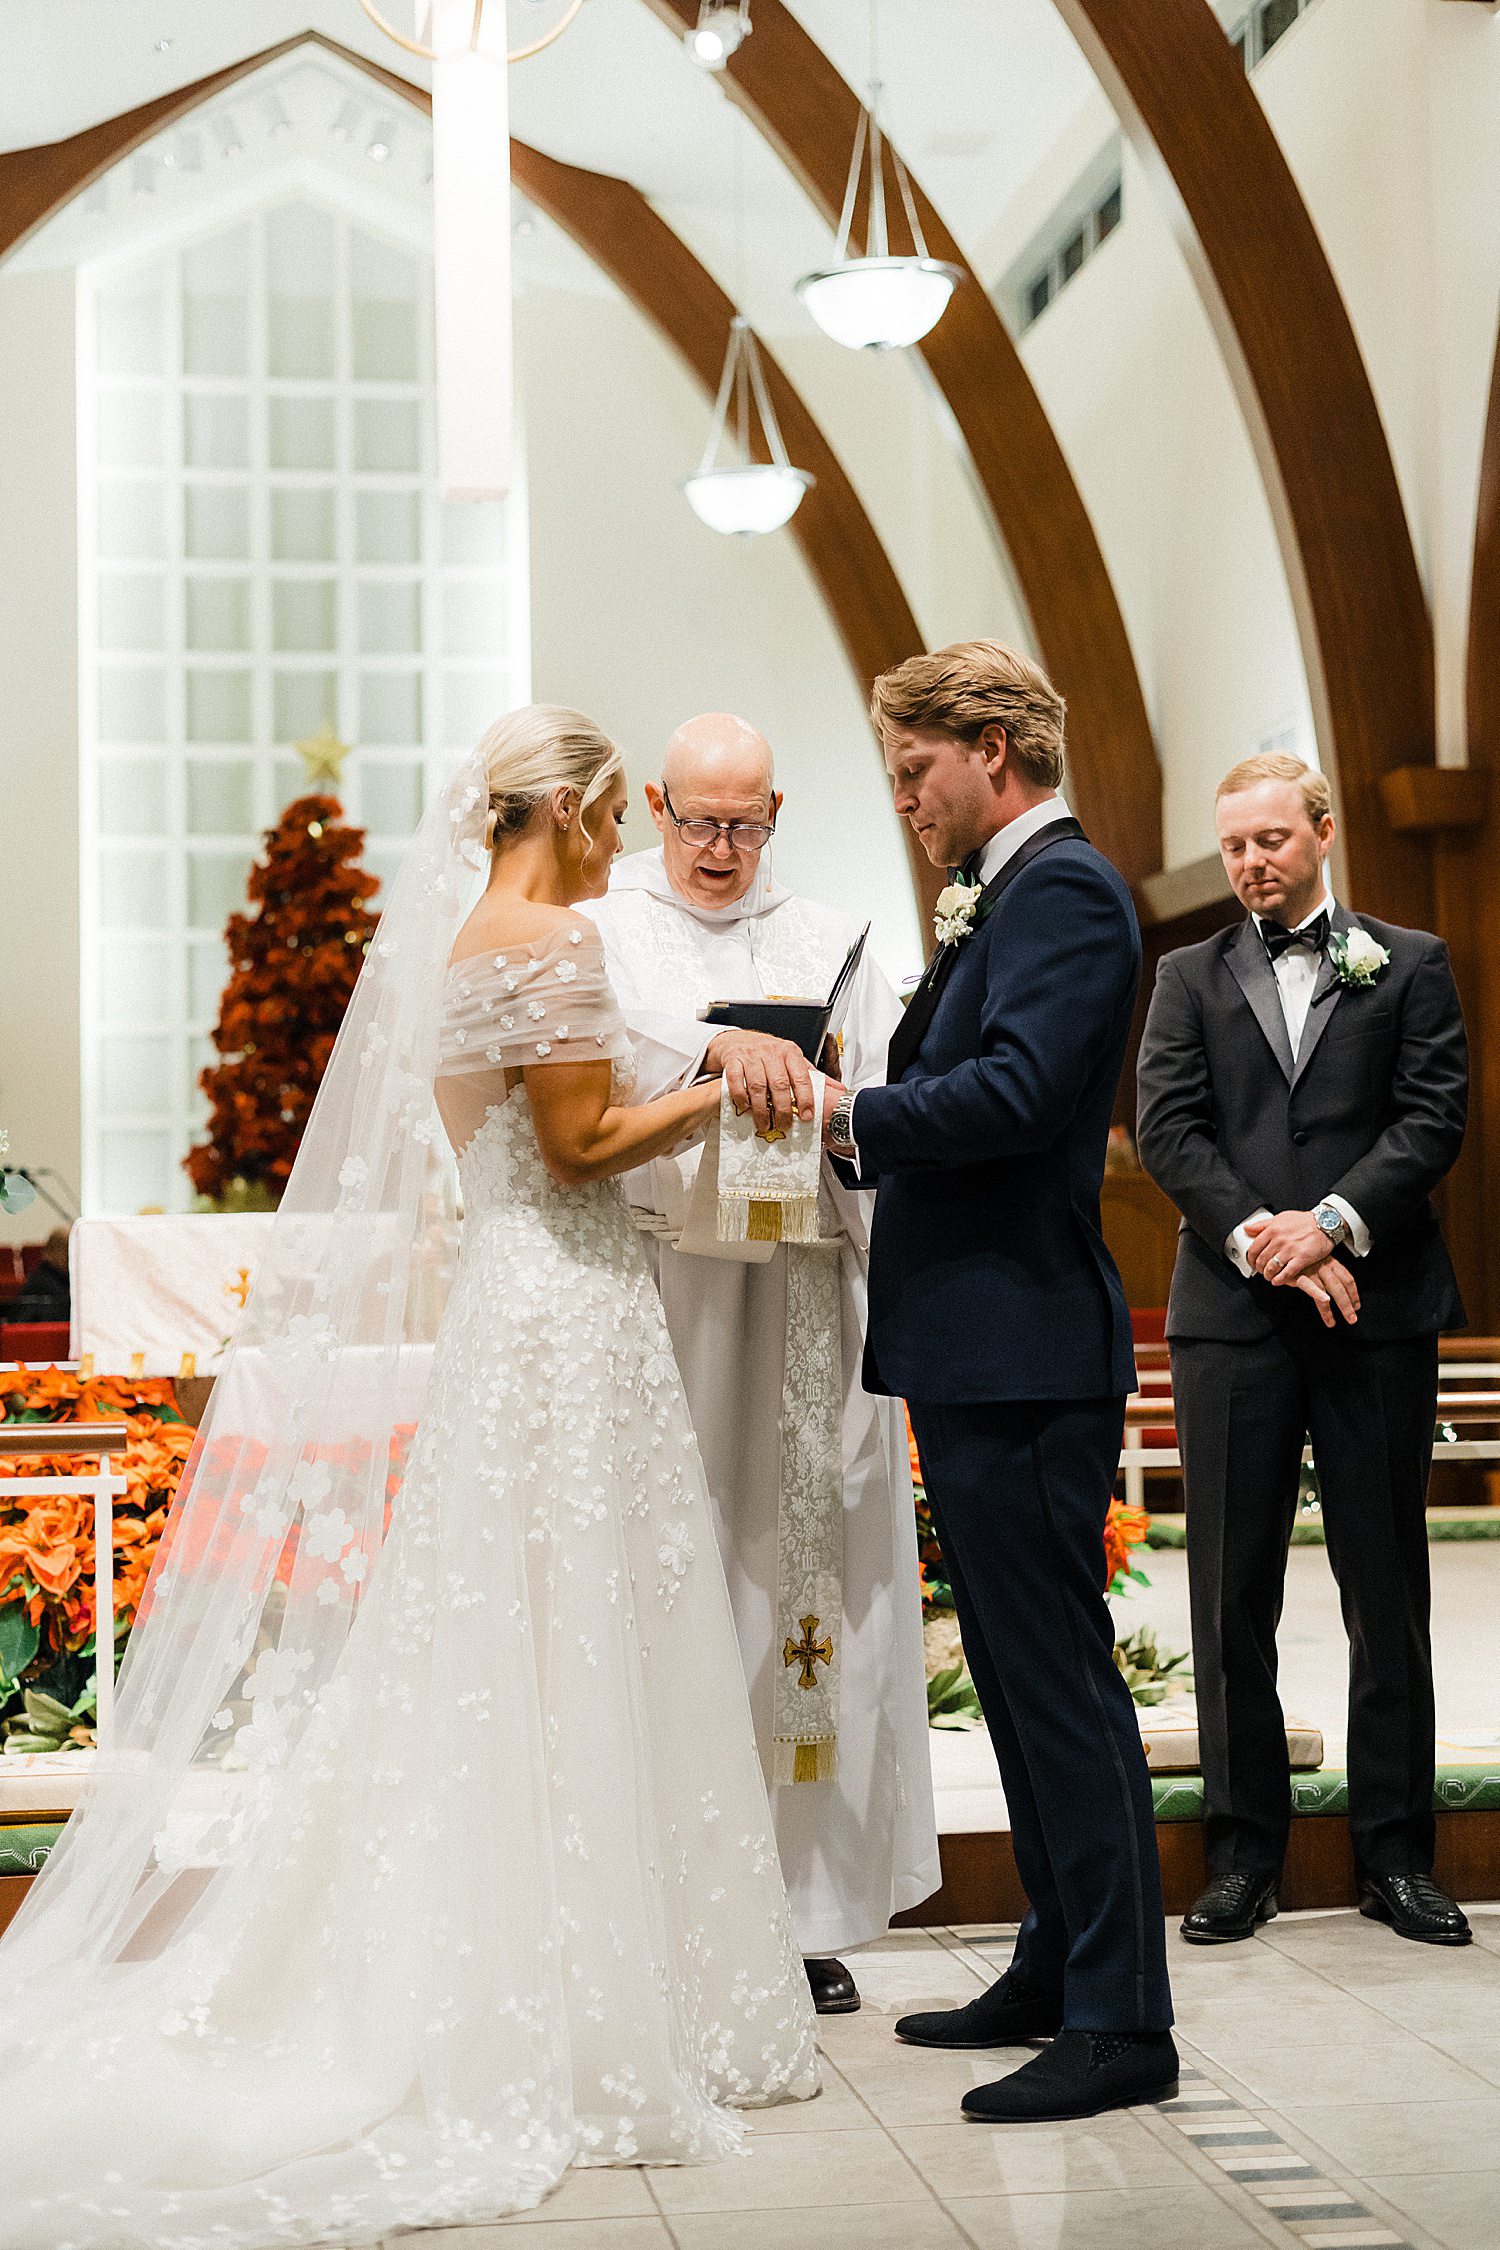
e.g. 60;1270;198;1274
446;920;593;985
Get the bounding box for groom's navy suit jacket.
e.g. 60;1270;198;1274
855;829;1140;1405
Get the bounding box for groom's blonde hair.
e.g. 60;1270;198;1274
870;641;1066;791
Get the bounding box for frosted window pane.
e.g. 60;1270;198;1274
100;758;168;835
101;938;171;1025
442;580;504;657
187;851;252;930
269;396;336;472
363;845;405;902
358;671;422;745
98;574;165;653
351;300;418;381
272;579;336;652
190;1034;217;1112
442;671;508;746
267;204;335;293
357;578;420;654
98;283;164;376
269;297;335;379
99;481;166;561
185;486;249;561
188;938;230;1023
186;577;251;652
273;671;336;742
186;669;252;743
183;226;250;294
101;1131;172;1215
356;489;419;564
98;390;164;469
186;761;255;835
353;398;419;473
350;232;418;302
101;1035;172;1115
101;850;171;929
273;757;305;805
183;293;249;377
184;394;249;469
271;486;335;562
440;502;507;566
99;666;167;742
359;761;423;833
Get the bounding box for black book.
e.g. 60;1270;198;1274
698;924;870;1064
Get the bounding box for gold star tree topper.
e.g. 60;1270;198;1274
295;721;352;789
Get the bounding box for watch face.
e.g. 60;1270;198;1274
1317;1207;1341;1236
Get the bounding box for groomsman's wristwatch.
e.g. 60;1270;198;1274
1313;1202;1350;1249
828;1092;858;1156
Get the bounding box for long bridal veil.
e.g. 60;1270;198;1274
0;752;535;2235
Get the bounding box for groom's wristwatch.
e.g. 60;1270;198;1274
1313;1202;1350;1249
827;1092;858;1156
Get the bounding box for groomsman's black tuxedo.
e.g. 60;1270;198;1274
1137;902;1468;1880
853;812;1172;2034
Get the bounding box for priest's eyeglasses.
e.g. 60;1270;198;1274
662;787;777;853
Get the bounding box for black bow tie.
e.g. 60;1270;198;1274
1261;910;1330;963
949;850;985;885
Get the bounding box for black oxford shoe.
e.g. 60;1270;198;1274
1359;1872;1472;1946
1180;1870;1279;1945
804;1956;861;2013
962;2030;1179;2123
896;1970;1064;2050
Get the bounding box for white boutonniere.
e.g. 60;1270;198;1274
933;879;981;949
1328;926;1390;989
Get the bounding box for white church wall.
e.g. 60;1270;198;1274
0;270;80;1248
519;282;925;985
972;0;1500;866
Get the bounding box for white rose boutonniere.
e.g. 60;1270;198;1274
933;879;981;949
1329;926;1390;989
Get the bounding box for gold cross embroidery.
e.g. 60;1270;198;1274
225;1266;252;1311
784;1614;833;1691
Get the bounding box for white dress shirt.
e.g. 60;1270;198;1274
840;799;1074;1152
1225;890;1369;1275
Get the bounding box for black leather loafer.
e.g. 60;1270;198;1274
1359;1872;1472;1946
1180;1870;1280;1945
895;1970;1064;2050
962;2030;1179;2123
805;1956;861;2013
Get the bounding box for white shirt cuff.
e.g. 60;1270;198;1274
1226;1208;1273;1280
1324;1194;1371;1256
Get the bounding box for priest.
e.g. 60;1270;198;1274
584;712;939;2013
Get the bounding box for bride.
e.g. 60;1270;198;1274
0;707;818;2249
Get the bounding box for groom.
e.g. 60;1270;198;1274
823;640;1175;2122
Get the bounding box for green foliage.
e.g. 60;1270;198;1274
0;1606;40;1695
927;1662;984;1730
1113;1624;1193;1708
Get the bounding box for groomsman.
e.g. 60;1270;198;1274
1137;753;1470;1945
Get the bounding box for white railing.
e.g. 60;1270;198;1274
0;1420;129;1751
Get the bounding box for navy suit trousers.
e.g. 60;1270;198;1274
908;1396;1172;2032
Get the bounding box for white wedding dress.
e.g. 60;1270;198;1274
0;917;817;2250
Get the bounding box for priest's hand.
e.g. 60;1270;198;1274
706;1029;816;1135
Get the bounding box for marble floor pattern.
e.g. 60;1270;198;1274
374;1908;1500;2250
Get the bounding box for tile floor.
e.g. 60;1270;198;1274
382;1908;1500;2250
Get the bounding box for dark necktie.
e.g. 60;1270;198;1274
1261;909;1329;963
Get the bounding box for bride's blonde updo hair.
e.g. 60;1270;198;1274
476;703;625;852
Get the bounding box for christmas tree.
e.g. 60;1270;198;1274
185;782;380;1210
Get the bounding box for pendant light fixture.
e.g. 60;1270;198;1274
687;1;751;71
684;119;812;536
796;2;961;352
684;318;813;535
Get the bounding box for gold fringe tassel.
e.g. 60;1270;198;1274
717;1195;822;1245
770;1735;837;1786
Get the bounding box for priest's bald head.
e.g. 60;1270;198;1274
646;713;784;910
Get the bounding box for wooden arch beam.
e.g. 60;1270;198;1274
637;0;1163;888
0;30;940;920
1049;0;1435;928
